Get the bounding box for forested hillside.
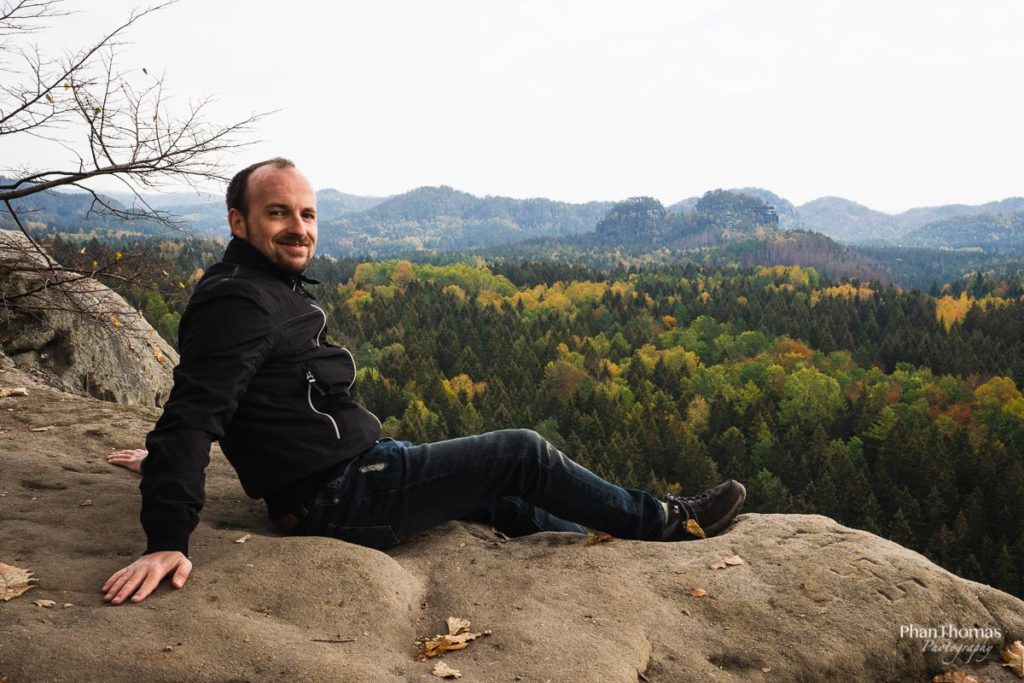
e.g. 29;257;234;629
319;260;1024;596
42;233;1024;598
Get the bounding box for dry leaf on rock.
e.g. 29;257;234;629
447;617;471;635
79;499;93;507
33;599;56;608
933;670;985;683
1003;640;1024;678
417;617;488;660
685;519;706;539
710;555;745;570
234;534;251;544
432;661;462;679
689;587;707;598
1;563;37;601
585;533;614;546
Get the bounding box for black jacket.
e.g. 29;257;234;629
140;238;381;555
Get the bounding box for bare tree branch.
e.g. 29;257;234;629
0;0;263;340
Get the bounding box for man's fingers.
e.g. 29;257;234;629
171;558;192;588
107;449;147;474
107;572;144;605
102;551;189;606
131;569;163;603
101;567;128;592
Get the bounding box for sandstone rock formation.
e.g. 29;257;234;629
1;363;1022;682
0;230;177;406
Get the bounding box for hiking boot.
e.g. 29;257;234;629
661;479;746;541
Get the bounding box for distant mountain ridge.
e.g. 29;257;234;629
5;174;1023;255
317;185;613;256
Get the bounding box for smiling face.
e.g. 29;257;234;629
228;164;318;273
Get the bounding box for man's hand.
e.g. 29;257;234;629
107;448;148;474
102;551;192;605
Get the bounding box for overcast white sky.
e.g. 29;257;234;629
6;0;1023;212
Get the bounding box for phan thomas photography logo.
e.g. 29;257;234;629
899;623;1003;665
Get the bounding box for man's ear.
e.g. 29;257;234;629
228;208;247;239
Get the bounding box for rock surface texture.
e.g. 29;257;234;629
0;230;177;406
1;361;1022;682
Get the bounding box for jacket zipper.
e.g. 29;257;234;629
307;305;382;430
305;368;341;439
310;304;328;347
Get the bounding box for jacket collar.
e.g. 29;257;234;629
222;237;320;288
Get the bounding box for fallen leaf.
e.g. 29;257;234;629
1;563;37;601
432;661;462;679
30;425;55;432
685;519;706;539
446;617;471;635
933;670;985;682
762;666;772;673
585;533;614;546
33;599;56;608
235;534;251;544
710;555;745;570
1003;640;1024;678
690;587;707;598
0;387;28;398
417;618;488;660
80;499;93;507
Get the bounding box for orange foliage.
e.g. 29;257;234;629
775;338;813;361
944;402;973;426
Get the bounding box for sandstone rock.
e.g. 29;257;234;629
0;230;177;406
1;371;1022;681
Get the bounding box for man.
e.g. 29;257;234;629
102;158;746;606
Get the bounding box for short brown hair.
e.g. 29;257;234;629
225;157;295;217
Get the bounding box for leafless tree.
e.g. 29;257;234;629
0;0;260;330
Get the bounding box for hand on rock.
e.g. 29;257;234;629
102;551;191;605
107;448;148;474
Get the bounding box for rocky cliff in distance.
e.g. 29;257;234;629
0;229;177;406
1;359;1022;682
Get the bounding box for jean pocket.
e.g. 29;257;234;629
325;522;401;550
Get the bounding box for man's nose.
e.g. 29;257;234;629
284;211;307;233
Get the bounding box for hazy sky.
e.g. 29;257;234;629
7;0;1023;212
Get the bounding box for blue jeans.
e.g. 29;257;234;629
292;429;668;549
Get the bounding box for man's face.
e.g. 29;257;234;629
228;165;318;273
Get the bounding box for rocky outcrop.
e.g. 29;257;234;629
1;367;1023;682
0;230;177;406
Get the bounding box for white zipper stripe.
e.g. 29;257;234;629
306;304;381;431
310;303;327;347
307;382;341;439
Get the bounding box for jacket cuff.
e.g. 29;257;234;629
144;532;190;557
